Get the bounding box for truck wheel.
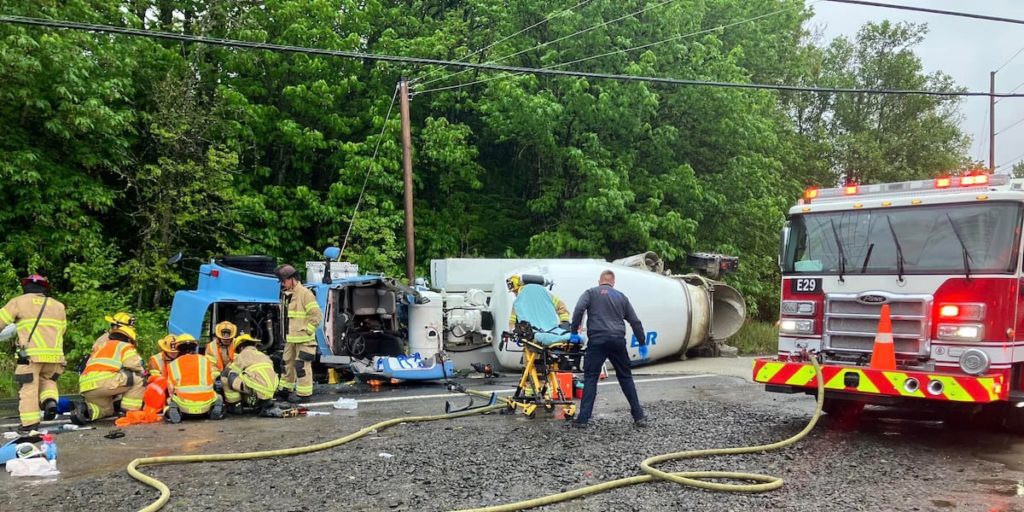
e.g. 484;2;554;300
1002;404;1024;435
822;398;864;424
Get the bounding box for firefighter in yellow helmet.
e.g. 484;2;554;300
205;321;236;379
148;335;179;380
221;334;279;415
72;326;145;425
92;311;136;352
164;334;224;423
506;274;570;331
0;274;67;433
274;264;321;403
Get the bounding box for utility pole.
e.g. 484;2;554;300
399;78;416;283
990;71;996;171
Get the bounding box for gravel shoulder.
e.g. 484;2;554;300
2;375;1022;512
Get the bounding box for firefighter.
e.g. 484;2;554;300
274;264;321;404
205;321;236;378
92;312;136;352
72;326;145;425
222;334;279;415
165;334;224;423
506;274;571;331
147;335;179;380
0;274;67;433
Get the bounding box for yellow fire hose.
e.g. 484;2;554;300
128;358;823;512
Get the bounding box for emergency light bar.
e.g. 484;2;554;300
802;174;1009;204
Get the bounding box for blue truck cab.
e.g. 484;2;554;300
167;252;412;372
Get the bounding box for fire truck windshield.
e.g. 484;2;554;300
783;202;1023;276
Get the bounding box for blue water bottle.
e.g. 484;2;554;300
42;433;57;464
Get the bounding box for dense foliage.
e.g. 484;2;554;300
0;0;971;369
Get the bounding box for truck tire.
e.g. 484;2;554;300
822;397;864;424
1002;404;1024;435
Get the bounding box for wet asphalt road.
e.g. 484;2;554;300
2;369;1024;511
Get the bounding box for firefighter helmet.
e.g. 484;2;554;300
109;326;138;344
19;274;50;290
104;311;136;328
214;321;238;340
157;335;178;355
230;334;260;359
505;275;523;293
274;264;299;282
175;333;198;354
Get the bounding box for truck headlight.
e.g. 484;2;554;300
959;348;990;376
781;301;816;316
779;319;814;334
937;323;984;342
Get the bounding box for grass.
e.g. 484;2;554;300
729;320;779;355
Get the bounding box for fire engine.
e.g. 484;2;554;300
754;172;1024;431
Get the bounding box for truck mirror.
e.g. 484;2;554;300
166;252;184;267
778;223;791;271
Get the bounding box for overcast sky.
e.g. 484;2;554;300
807;0;1024;172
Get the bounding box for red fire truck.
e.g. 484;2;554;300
754;173;1024;431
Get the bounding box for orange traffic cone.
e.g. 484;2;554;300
869;304;897;370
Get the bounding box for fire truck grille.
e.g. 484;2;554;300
824;293;931;357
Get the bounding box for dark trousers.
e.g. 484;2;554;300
575;337;644;424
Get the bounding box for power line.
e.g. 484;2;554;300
996;115;1024;136
3;15;1024;98
419;0;677;89
997;150;1024;171
822;0;1024;25
1008;77;1024;95
415;2;809;95
340;85;399;259
416;0;595;89
996;44;1024;73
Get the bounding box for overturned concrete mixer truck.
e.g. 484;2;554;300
165;250;746;380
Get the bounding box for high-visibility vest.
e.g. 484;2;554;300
167;354;217;414
205;341;230;375
80;340;138;392
148;354;171;378
0;293;67;363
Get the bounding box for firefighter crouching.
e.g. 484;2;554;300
92;311;136;352
0;274;67;433
274;264;322;404
165;334;225;423
72;326;145;425
222;334;279;415
148;335;179;380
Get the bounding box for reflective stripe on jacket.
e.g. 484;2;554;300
284;284;321;344
167;354;217;414
80;340;140;392
0;293;67;363
229;347;279;399
205;341;230;376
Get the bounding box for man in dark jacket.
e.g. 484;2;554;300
569;270;647;428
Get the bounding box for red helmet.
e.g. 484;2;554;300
20;274;50;290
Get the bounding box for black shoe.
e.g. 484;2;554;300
164;406;183;424
287;393;309;404
42;399;57;421
209;399;226;420
69;402;90;426
17;423;39;435
633;415;649;428
274;389;290;401
569;421;588;429
227;403;245;415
